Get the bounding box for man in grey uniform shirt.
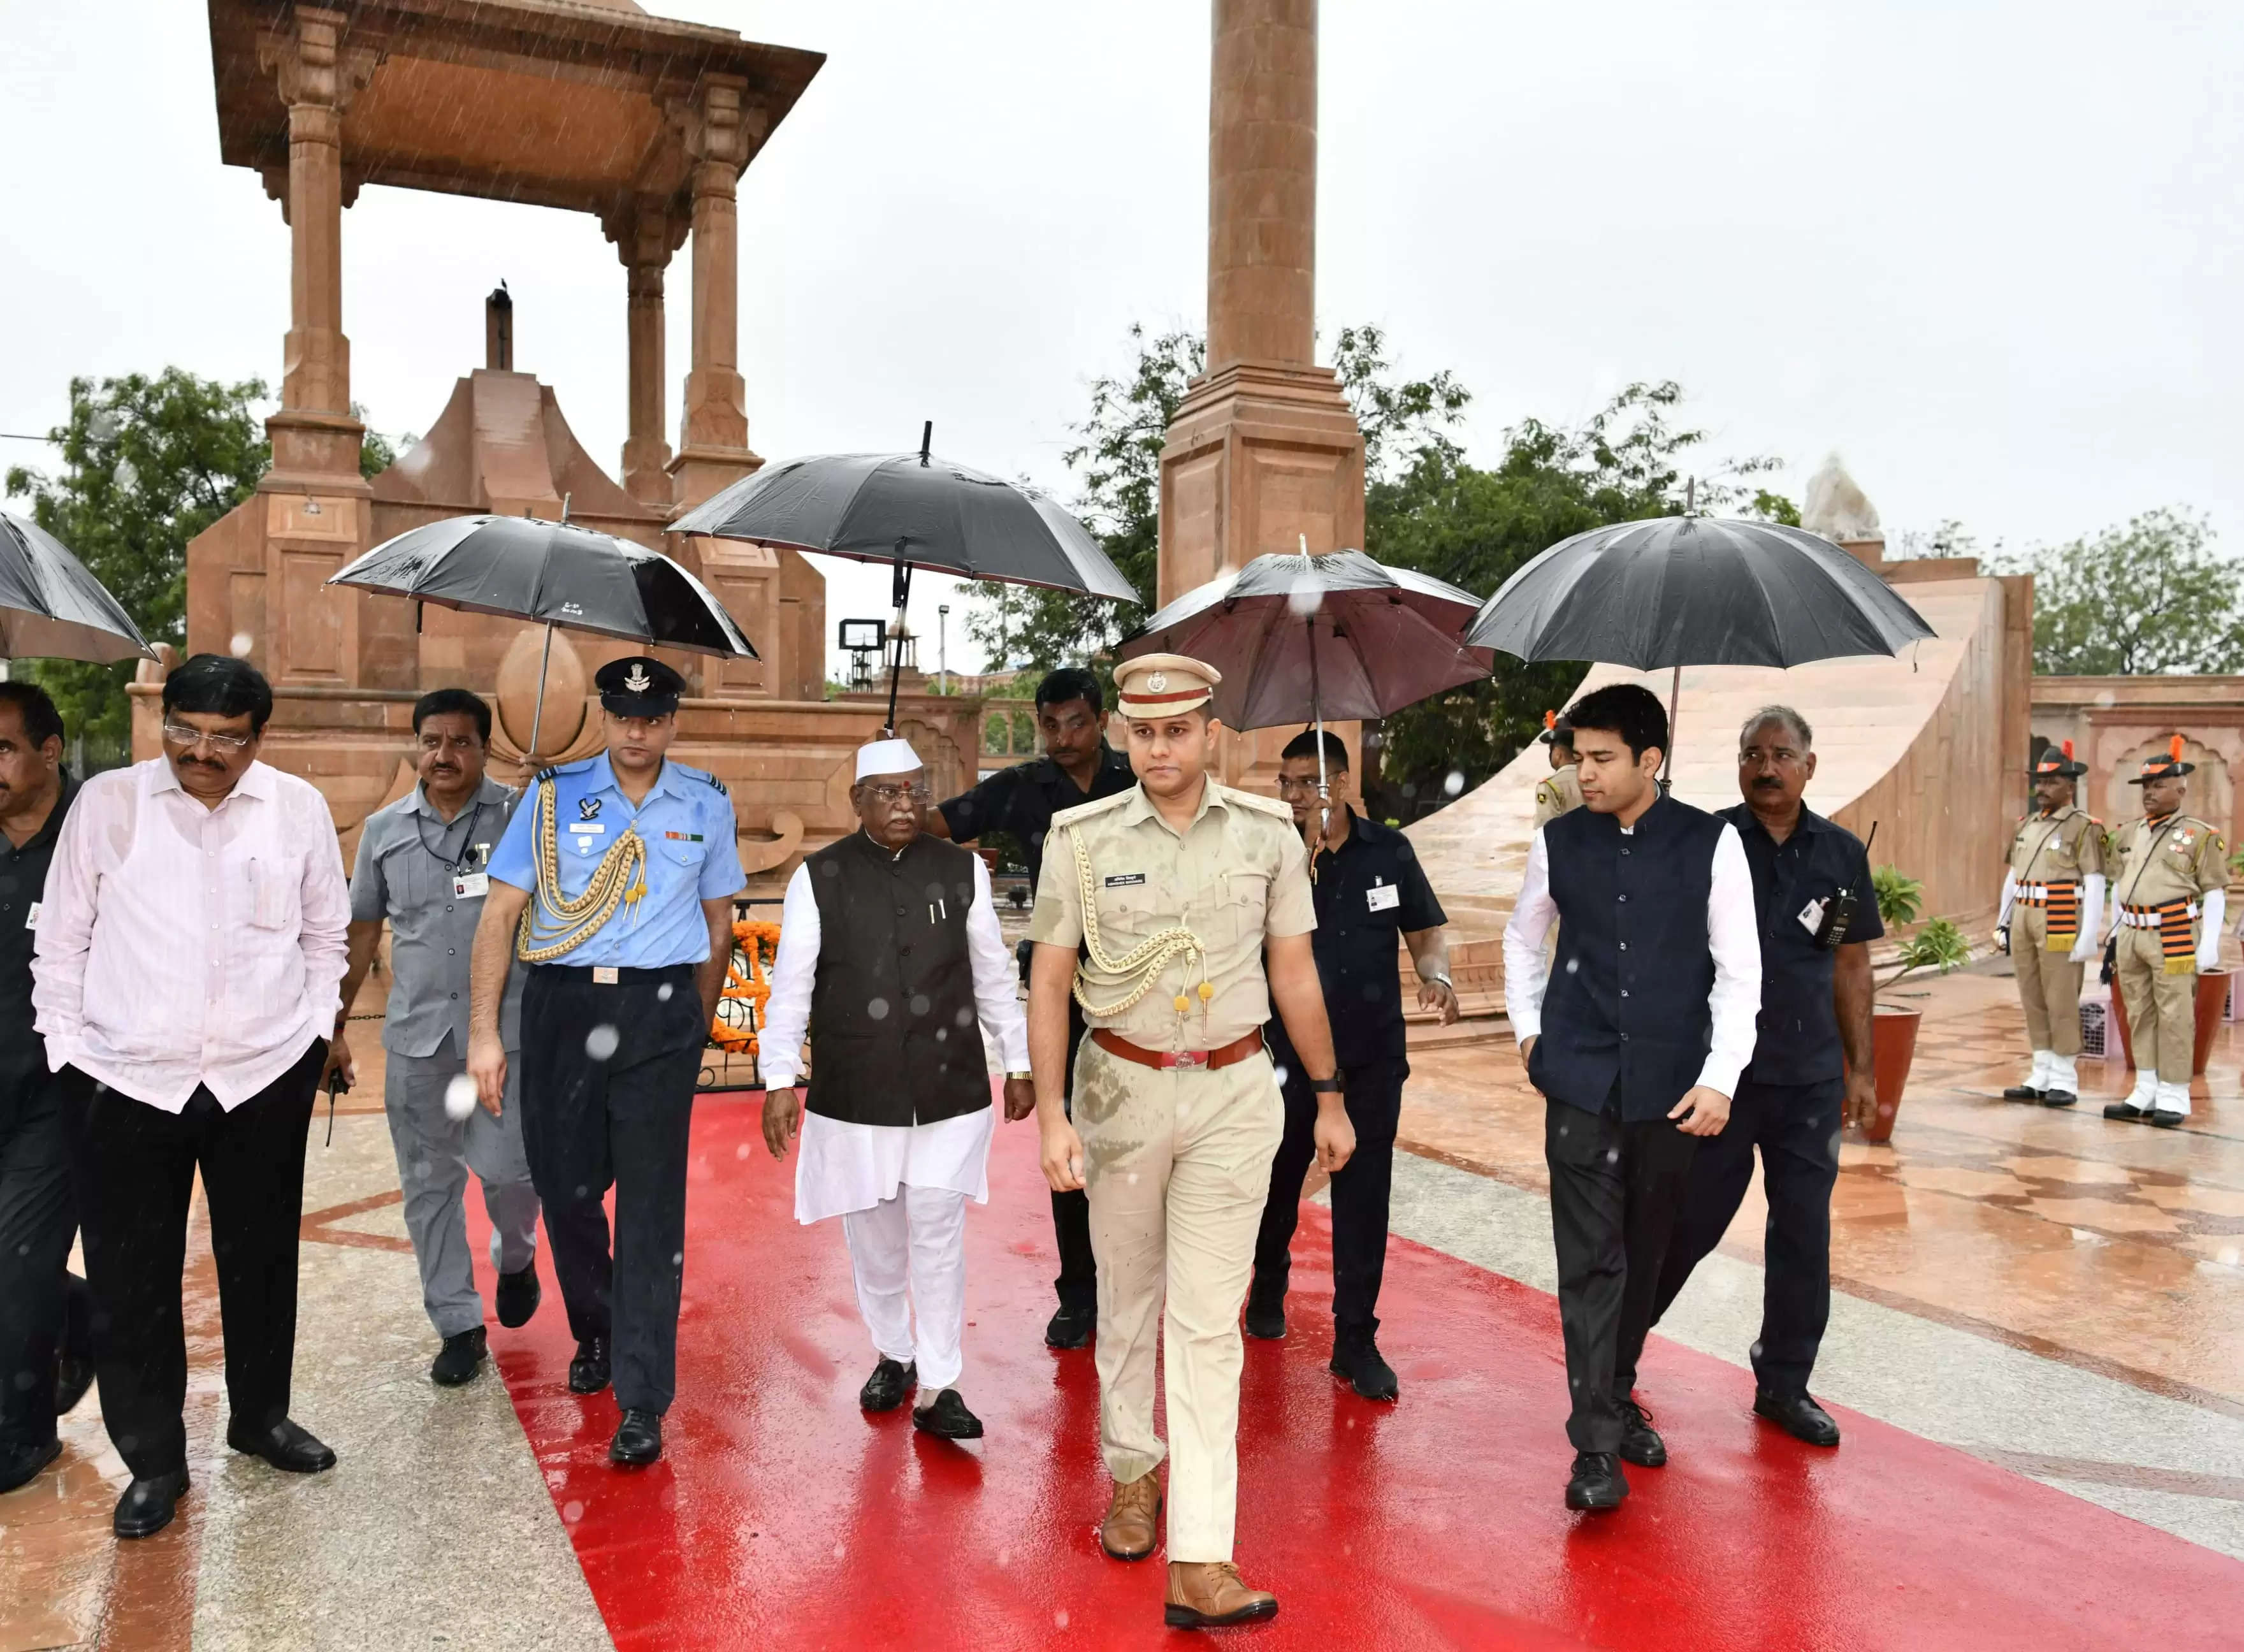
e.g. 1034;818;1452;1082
328;689;542;1385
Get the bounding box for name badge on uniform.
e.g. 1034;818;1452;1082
1798;896;1828;934
1366;883;1400;913
23;901;37;930
570;822;606;836
592;966;619;985
453;873;490;899
1104;873;1146;887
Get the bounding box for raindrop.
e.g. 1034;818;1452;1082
1749;1341;1764;1361
1054;1612;1070;1630
867;997;890;1020
574;1184;590;1199
1127;1172;1138;1184
1401;781;1418;797
672;1252;684;1266
954;1006;974;1027
1564;957;1579;975
11;1370;33;1392
113;456;139;493
586;1024;620;1060
1443;769;1465;797
443;1073;479;1122
85;409;118;444
735;1142;751;1159
833;1541;845;1558
910;994;930;1017
119;1433;138;1453
1285;571;1325;617
229;631;254;658
658;983;674;1002
563;1500;584;1523
2219;1246;2240;1268
1827;1131;1844;1163
1605;1148;1619;1164
1273;1065;1290;1087
997;1547;1011;1567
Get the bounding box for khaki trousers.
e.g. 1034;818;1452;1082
2012;906;2085;1055
2115;927;2197;1084
1075;1037;1282;1565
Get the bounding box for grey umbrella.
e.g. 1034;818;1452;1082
0;512;155;662
674;423;1137;732
1118;546;1489;837
1466;514;1934;771
330;510;755;760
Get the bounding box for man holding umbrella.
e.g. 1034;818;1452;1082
468;656;745;1467
923;665;1134;1349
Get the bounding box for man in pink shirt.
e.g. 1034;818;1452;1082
33;654;349;1539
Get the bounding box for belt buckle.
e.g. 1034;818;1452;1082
593;966;619;985
1168;1050;1208;1071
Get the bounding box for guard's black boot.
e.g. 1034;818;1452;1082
609;1409;662;1467
1329;1324;1399;1402
1755;1389;1842;1447
2041;1089;2078;1108
859;1357;916;1412
2000;1083;2045;1102
430;1326;488;1387
1044;1301;1096;1351
1242;1279;1287;1341
495;1264;542;1329
1616;1396;1667;1467
2103;1101;2148;1122
1564;1451;1628;1512
568;1336;611;1395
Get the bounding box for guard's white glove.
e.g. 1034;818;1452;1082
2070;874;2105;965
2198;888;2226;973
1995;870;2018;936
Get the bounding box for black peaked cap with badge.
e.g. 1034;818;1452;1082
597;655;686;718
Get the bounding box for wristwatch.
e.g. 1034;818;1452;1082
1310;1075;1344;1094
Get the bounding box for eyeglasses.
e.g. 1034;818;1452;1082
162;721;253;753
862;783;932;806
1275;775;1338;793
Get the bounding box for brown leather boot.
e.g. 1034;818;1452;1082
1164;1561;1278;1628
1099;1472;1162;1561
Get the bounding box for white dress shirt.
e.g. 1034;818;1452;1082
1502;815;1761;1099
32;757;350;1111
760;843;1029;1223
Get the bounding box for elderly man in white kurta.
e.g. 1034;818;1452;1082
760;739;1036;1440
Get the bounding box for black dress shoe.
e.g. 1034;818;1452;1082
1615;1397;1667;1467
859;1357;916;1412
1564;1451;1628;1511
2103;1101;2148;1121
1242;1284;1286;1341
1045;1302;1096;1350
226;1416;337;1474
2041;1090;2078;1108
1;1434;62;1493
495;1264;542;1330
1755;1389;1841;1447
1329;1328;1399;1402
609;1409;662;1467
2148;1110;2187;1129
568;1337;611;1395
430;1326;488;1387
2000;1083;2045;1102
113;1468;189;1539
911;1389;985;1440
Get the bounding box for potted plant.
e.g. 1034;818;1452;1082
1853;867;1973;1143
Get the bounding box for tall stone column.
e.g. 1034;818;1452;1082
257;5;376;491
1159;0;1365;783
606;197;685;509
668;76;765;510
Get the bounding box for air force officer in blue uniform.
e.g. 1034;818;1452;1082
468;656;744;1468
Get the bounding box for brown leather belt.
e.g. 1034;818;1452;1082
1090;1027;1264;1072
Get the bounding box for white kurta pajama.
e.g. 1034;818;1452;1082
761;849;1027;1393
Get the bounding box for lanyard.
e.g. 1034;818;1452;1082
415;796;494;875
2016;811;2069;883
2118;813;2183;908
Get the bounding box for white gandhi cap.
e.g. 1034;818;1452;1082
854;737;924;781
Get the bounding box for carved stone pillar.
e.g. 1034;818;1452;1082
1158;0;1365;786
605;198;685;509
257;5;378;491
668;77;766;510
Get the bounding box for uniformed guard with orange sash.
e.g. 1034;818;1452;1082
1994;741;2106;1106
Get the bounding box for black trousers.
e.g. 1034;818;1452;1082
1650;1076;1842;1398
1252;1055;1407;1331
61;1039;324;1479
1;1061;85;1450
1545;1096;1698;1453
1051;998;1096;1312
519;964;704;1415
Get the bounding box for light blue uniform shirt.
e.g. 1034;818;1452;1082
488;753;746;969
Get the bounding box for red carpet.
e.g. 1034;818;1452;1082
467;1089;2244;1649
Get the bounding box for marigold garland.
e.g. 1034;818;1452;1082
711;919;783;1054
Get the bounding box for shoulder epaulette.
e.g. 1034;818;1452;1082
698;769;728;796
1220;784;1296;821
535;765;561;783
1051;790;1133;832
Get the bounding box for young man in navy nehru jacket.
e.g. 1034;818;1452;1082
1501;683;1760;1514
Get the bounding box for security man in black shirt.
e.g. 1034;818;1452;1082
1645;706;1879;1449
925;665;1134;1350
1247;730;1456;1400
0;682;94;1493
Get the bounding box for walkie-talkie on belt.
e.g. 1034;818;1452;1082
1813;822;1875;952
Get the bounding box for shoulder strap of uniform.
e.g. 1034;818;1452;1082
1052;789;1133;832
535;765;560;783
1220;783;1294;821
698;769;728;796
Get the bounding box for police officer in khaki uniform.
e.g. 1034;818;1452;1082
1533;710;1583;830
1995;741;2107;1108
2101;737;2226;1127
1027;653;1349;1632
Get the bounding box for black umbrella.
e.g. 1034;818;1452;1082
1119;546;1489;841
1466;515;1934;770
0;511;155;662
329;512;755;760
674;423;1136;732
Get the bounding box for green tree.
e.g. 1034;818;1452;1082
4;372;400;760
1996;508;2242;676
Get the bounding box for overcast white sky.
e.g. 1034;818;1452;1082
6;1;2240;679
